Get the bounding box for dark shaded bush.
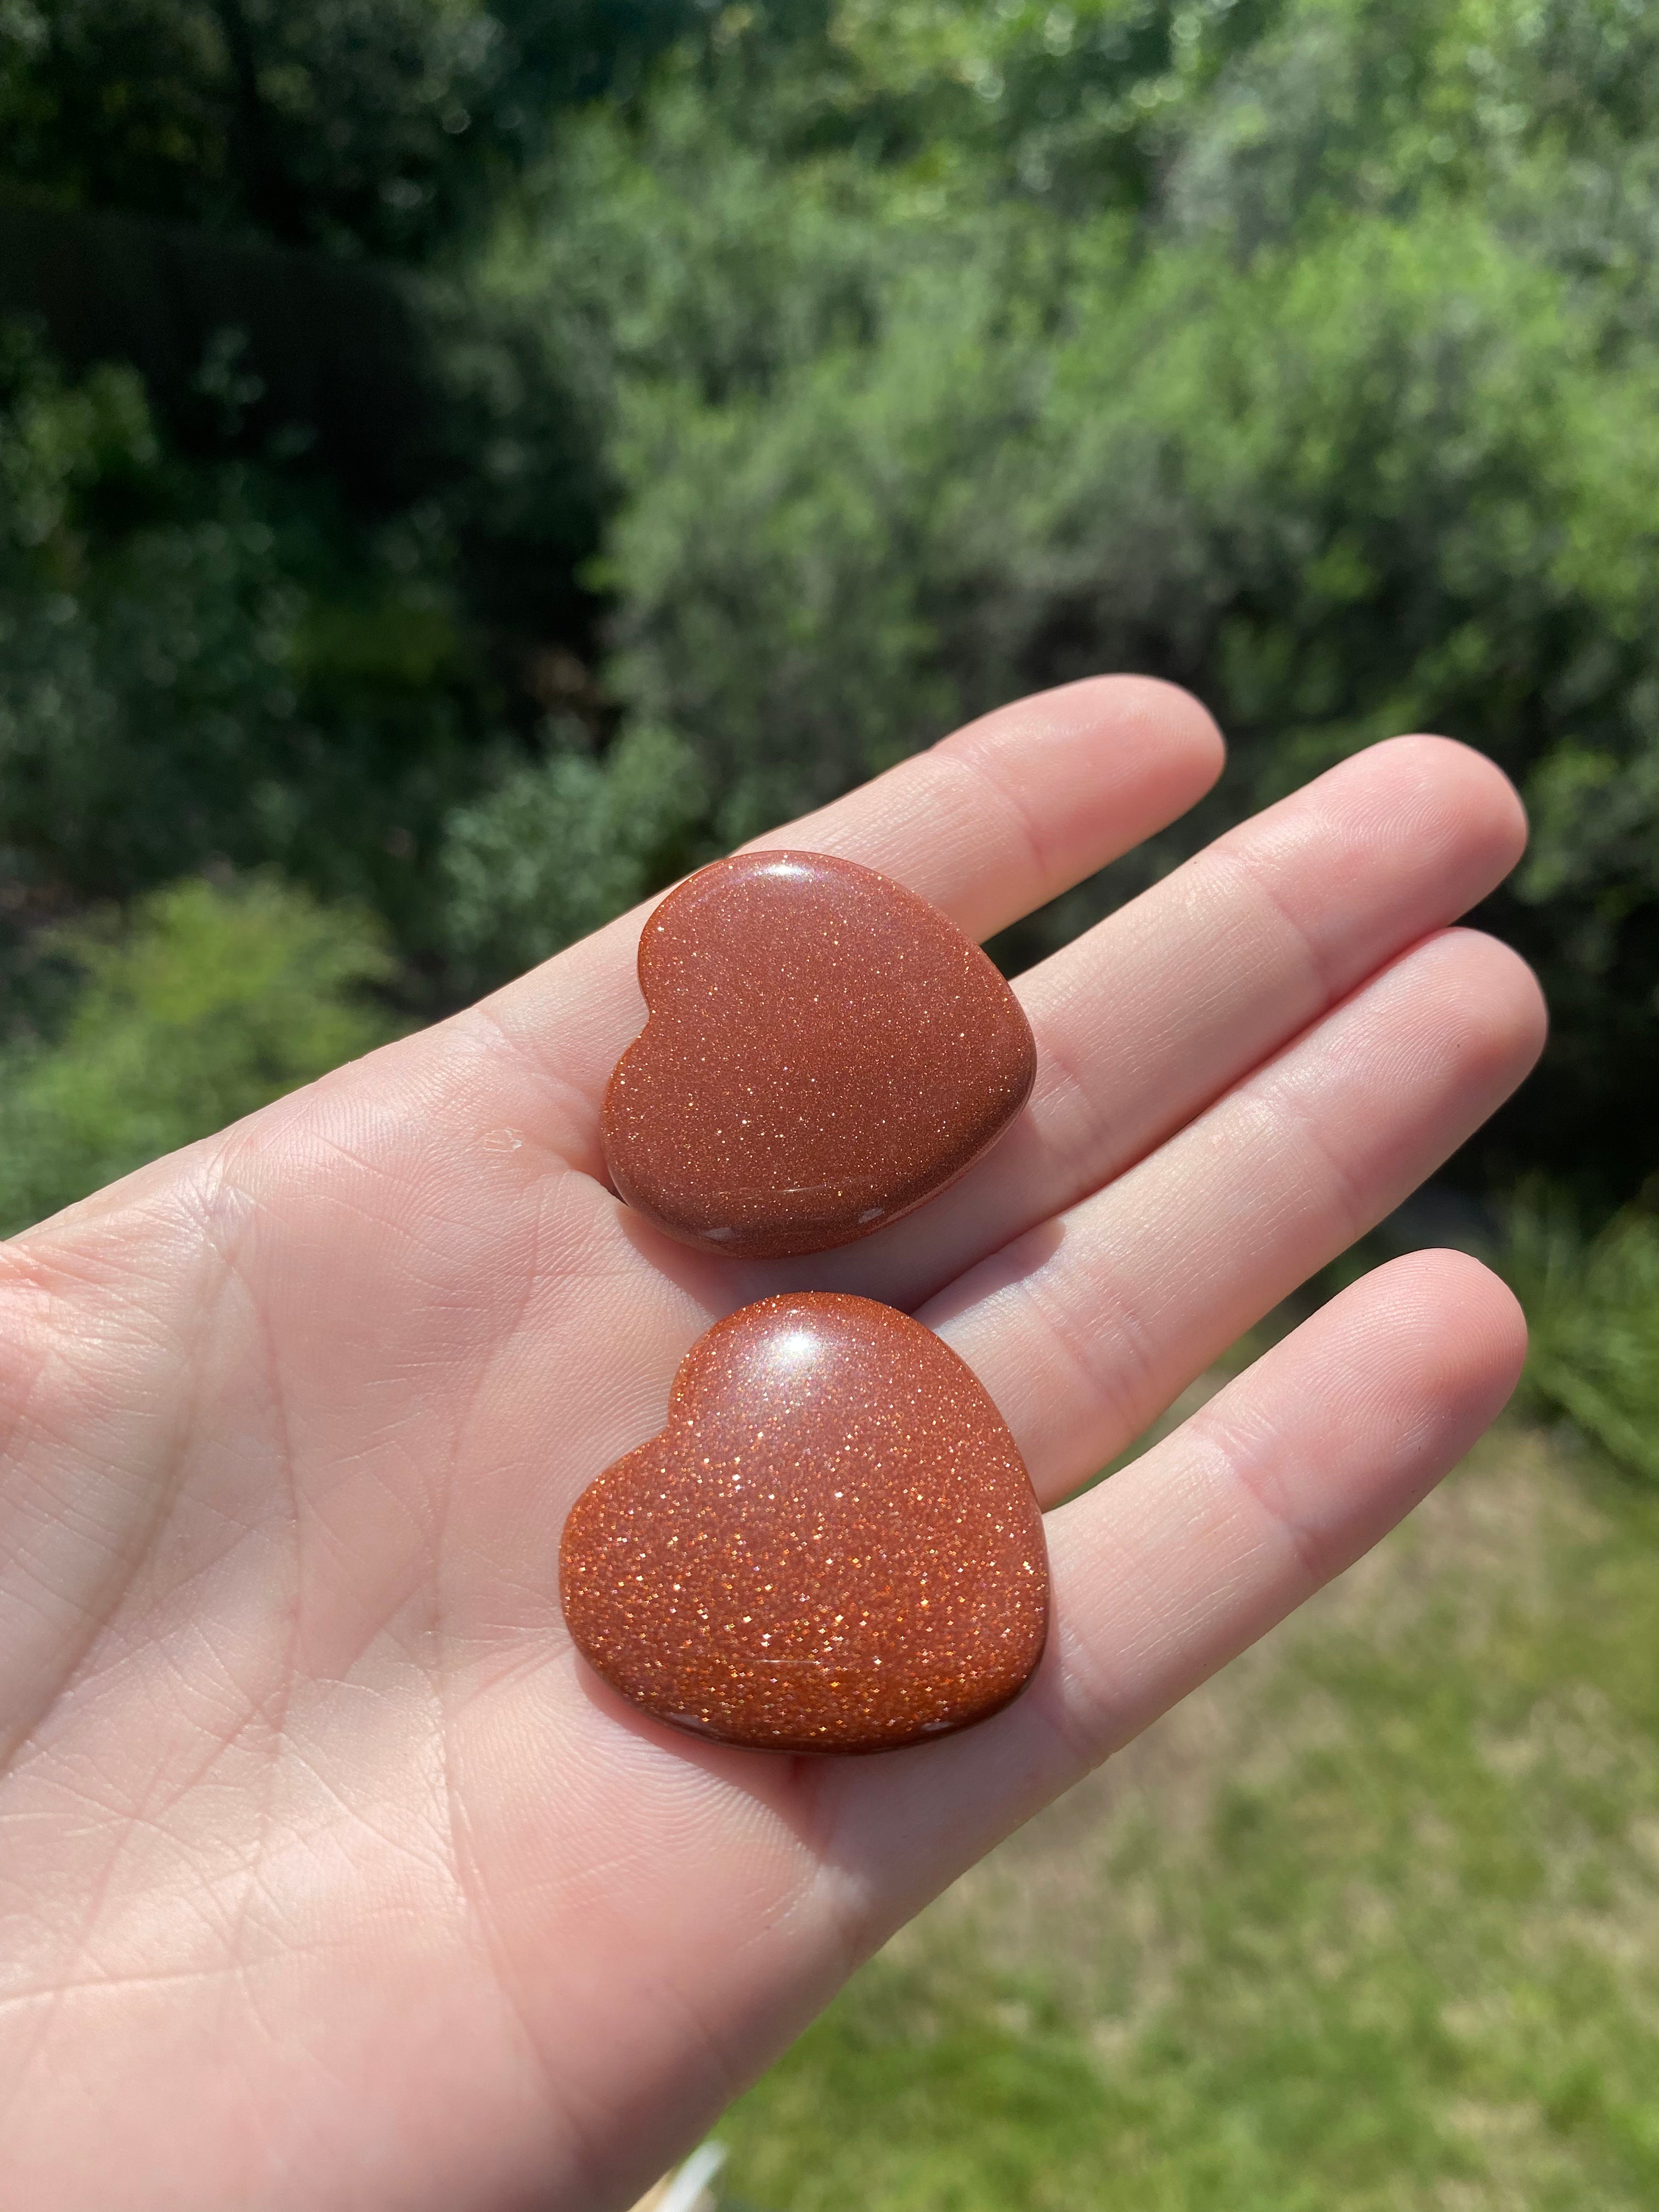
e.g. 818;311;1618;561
0;327;496;952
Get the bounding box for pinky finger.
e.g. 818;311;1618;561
822;1251;1527;1915
1042;1247;1526;1765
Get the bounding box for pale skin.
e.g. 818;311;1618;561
0;678;1545;2210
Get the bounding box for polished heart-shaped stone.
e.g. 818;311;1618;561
602;850;1036;1259
559;1293;1049;1755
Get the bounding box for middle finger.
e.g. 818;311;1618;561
801;734;1527;1309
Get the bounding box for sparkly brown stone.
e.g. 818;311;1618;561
560;1293;1049;1755
602;851;1036;1259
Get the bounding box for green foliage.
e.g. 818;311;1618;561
0;876;400;1235
1505;1189;1659;1485
526;0;1659;1189
669;0;1279;208
0;0;702;258
0;0;505;255
0;325;490;945
596;187;1659;835
601;275;1012;839
441;719;707;983
5;0;1659;1208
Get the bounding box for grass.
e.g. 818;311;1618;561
1504;1194;1659;1486
715;1420;1659;2210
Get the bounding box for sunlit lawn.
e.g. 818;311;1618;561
717;1422;1659;2210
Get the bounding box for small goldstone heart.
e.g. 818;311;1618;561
602;851;1036;1259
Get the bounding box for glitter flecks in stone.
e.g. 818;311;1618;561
601;851;1037;1259
559;1293;1050;1754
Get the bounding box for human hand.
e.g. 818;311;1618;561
0;680;1543;2210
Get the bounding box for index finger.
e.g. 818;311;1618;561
466;678;1224;1158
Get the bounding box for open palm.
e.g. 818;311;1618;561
0;680;1543;2211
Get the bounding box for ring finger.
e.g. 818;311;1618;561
930;923;1545;1503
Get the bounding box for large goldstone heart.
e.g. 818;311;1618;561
602;851;1036;1259
560;1293;1049;1755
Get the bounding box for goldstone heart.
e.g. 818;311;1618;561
559;1293;1050;1755
601;851;1037;1259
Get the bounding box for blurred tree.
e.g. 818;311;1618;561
518;0;1659;1198
0;326;492;949
622;0;1286;209
0;0;703;258
441;719;707;982
0;1;679;674
0;0;503;257
0;876;402;1235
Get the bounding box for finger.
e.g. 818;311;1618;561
806;734;1528;1307
819;1250;1527;1923
745;675;1221;936
466;677;1223;1151
929;926;1544;1503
